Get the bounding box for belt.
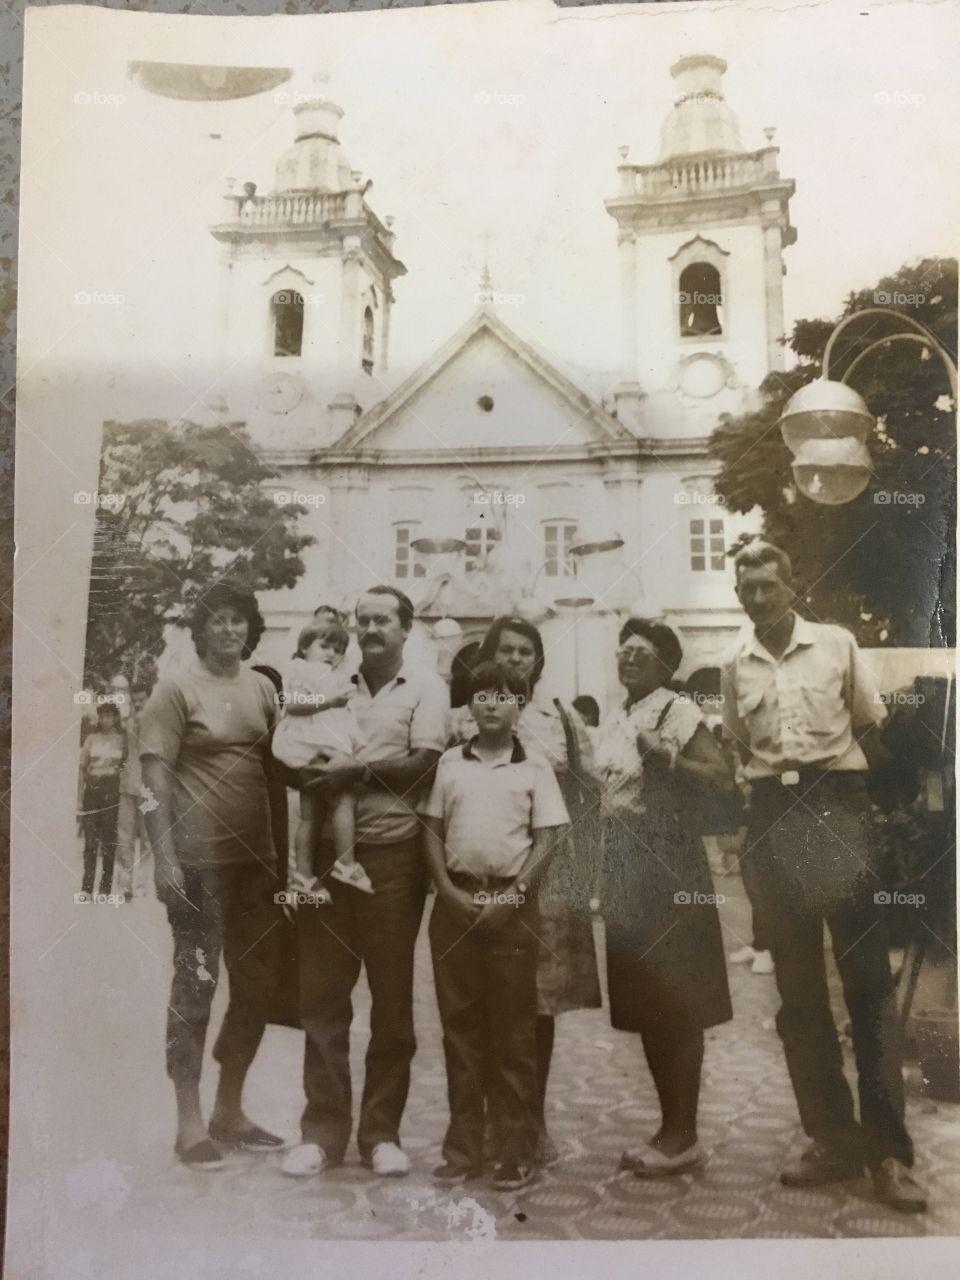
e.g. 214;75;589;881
751;768;864;791
448;871;517;891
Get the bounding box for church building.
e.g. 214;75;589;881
209;54;796;705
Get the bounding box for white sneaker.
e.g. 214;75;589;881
370;1142;410;1177
728;945;756;965
751;950;775;975
281;1143;328;1177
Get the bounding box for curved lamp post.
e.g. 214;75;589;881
779;309;958;504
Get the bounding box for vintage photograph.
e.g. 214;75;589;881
9;0;959;1273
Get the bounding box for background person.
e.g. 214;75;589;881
596;617;734;1177
140;581;286;1171
115;684;152;901
77;700;126;898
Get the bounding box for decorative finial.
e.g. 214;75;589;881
618;145;630;161
477;229;495;305
764;126;777;143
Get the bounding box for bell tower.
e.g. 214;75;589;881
606;55;795;437
210;76;406;448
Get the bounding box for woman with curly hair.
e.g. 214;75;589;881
139;581;286;1170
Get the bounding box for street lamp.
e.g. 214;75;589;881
778;308;958;504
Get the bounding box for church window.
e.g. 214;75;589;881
678;262;723;338
394;523;426;580
271;289;304;357
464;524;501;573
689;517;726;572
362;306;375;376
544;521;578;577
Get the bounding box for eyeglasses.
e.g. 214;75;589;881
616;642;661;662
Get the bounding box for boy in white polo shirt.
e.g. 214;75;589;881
420;661;569;1191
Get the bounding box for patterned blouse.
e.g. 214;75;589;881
594;686;702;820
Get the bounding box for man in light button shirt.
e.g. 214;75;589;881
722;540;925;1213
282;585;449;1181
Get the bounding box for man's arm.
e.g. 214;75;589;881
721;663;752;767
475;824;566;934
302;747;440;796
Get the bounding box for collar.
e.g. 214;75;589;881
744;614;817;663
351;660;409;690
462;735;527;764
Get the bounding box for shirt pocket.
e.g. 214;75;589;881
796;673;844;736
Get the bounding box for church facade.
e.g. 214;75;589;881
210;55;796;707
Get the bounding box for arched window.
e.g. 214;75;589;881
271;289;304;357
678;262;723;338
362;306;375;375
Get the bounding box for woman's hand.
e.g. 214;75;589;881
154;855;185;905
635;724;675;764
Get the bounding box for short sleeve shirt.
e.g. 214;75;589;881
594;686;702;819
721;616;885;778
138;660;277;867
419;738;570;877
348;660;450;845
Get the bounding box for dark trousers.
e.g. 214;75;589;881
165;861;280;1086
429;885;539;1169
297;837;426;1162
748;773;912;1167
738;837;771;952
81;780;119;895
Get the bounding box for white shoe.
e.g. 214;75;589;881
751;950;775;975
370;1142;410;1177
728;945;756;965
281;1143;328;1177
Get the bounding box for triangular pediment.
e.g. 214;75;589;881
333;309;632;455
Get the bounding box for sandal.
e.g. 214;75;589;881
174;1137;225;1171
620;1141;703;1177
207;1122;284;1150
329;860;374;894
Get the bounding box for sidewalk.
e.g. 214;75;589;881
67;873;960;1245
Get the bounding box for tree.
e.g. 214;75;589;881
710;258;956;646
83;419;314;688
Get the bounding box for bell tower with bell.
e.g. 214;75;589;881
606;54;796;438
210;73;406;448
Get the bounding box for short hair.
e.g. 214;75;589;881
467;660;528;703
96;701;122;725
733;539;793;583
188;581;265;660
618;617;684;677
313;603;348;626
572;694;600;727
130;683;151;697
476;616;546;691
294;619;349;659
358;585;414;631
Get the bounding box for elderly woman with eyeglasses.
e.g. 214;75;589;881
595;617;734;1178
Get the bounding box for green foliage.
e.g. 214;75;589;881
83;420;314;688
710;258;956;645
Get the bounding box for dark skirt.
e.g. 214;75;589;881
601;796;732;1033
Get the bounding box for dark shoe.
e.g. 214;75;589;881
780;1142;862;1187
490;1162;535;1191
174;1138;225;1171
433;1161;482;1186
208;1122;284;1150
871;1158;928;1213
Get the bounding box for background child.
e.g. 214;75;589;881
272;619;373;895
420;661;569;1191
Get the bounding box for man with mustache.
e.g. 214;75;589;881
721;540;925;1213
282;585;449;1180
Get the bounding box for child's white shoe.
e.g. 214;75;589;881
329;859;374;894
